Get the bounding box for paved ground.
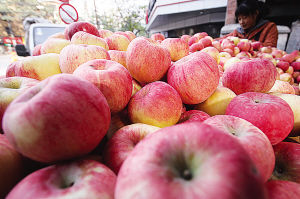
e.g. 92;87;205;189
0;54;12;76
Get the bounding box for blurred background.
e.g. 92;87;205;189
0;0;299;73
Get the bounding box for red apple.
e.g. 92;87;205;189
0;134;23;198
98;29;113;38
108;50;127;68
105;33;130;51
260;46;272;54
150;33;165;41
177;110;210;124
126;37;171;83
200;47;219;62
6;159;116;199
59;44;110;73
203;115;275;182
188;35;199;46
268;80;295;94
73;59;132;113
104;123;160;174
3;74;111;163
212;40;222;51
226;92;294;145
235;51;251;59
9;53;61;81
221;38;235;51
125;31;136;41
291;61;300;71
41;38;70;54
251;41;262;51
237;41;251;52
222;59;277;94
271;142;300;182
115;122;267;199
194;32;208;39
265;180;300;199
198;37;212;48
64;21;100;40
189;42;204;52
71;31;109;50
195;86;236;116
161;38;189;61
281;53;297;64
128;81;182;128
222;48;234;56
272;49;284;59
276;61;290;71
167;51;219;104
280;73;293;84
180;34;191;43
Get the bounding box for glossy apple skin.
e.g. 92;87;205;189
268;80;295;95
265;180;300;199
271;142;300;183
3;74;111;163
161;38;189;61
203;115;275;182
0;77;39;127
167;51;219;104
41;38;70;54
128;81;182;128
104;123;160;174
226;92;294;145
178;110;210;124
6;159;116;199
98;29;113;38
195;86;236;116
105;34;130;51
73;59;132;113
150;33;165;41
64;21;100;40
222;59;277;94
126;37;171;83
7;54;62;81
59;44;110;73
115;122;267;199
108;50;127;68
71;31;109;50
0;134;23;198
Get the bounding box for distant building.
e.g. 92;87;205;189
146;0;227;38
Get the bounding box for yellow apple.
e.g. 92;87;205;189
194;86;236;116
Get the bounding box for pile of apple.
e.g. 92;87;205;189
1;21;300;199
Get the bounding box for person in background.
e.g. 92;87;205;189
223;0;278;47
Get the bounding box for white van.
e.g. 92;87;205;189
16;23;67;56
